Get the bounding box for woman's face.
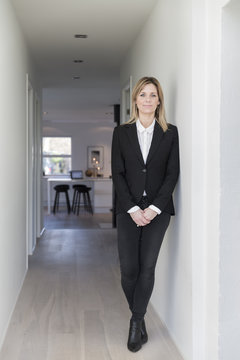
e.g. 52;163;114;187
135;83;160;117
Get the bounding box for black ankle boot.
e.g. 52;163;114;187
141;319;148;344
127;319;142;352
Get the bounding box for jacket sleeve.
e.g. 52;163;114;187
152;126;180;211
111;127;136;212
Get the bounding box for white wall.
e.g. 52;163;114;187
120;1;233;359
191;1;224;358
42;121;115;177
120;1;192;358
0;0;39;349
220;1;240;358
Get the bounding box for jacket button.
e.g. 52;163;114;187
142;169;147;173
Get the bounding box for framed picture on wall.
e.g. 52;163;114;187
87;146;104;170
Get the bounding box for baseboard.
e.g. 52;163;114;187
28;228;45;256
39;227;45;239
148;302;185;360
35;227;45;246
0;267;28;352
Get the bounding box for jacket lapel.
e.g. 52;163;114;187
125;122;164;166
146;122;164;165
125;123;145;166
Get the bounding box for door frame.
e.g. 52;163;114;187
26;74;41;258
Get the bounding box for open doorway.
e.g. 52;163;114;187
41;90;115;231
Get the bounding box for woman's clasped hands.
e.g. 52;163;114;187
130;208;157;227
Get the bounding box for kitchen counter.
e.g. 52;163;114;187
44;176;112;214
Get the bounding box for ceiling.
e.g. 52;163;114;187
11;0;157;123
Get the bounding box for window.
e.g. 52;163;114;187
42;137;72;175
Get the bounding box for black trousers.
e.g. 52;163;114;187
116;197;171;320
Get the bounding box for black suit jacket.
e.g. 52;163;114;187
111;121;180;215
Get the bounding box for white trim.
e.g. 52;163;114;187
35;94;42;238
40;227;46;237
192;1;226;359
26;74;30;263
121;75;132;124
0;268;27;351
192;1;208;358
148;303;185;360
26;74;37;256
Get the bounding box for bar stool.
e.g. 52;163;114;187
72;184;93;215
72;184;86;212
53;184;71;214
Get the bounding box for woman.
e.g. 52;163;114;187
111;76;180;352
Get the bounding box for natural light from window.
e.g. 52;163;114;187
42;137;72;175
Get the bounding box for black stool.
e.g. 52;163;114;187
72;185;86;212
72;184;93;215
53;184;71;214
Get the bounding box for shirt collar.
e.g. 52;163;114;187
136;119;155;134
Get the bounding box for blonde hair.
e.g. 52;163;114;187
125;76;168;132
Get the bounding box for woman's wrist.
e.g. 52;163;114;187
127;205;140;213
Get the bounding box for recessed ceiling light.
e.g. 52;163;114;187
73;59;83;63
72;76;80;80
74;34;88;39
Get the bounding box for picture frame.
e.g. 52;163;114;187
87;146;104;170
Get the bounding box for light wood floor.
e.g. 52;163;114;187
0;228;184;360
44;207;113;229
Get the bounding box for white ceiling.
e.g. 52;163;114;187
11;0;157;123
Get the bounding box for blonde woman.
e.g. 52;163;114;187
111;77;180;352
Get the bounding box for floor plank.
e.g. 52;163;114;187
0;229;183;360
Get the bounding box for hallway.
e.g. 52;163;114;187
1;0;240;359
0;229;183;360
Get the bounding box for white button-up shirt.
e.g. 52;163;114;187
137;118;155;164
127;119;161;215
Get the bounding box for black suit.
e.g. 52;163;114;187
111;122;179;215
111;121;180;320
